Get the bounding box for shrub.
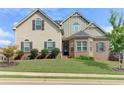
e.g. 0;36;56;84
30;49;39;59
15;50;24;60
51;48;60;58
76;55;94;61
109;53;119;61
41;48;49;57
16;50;24;57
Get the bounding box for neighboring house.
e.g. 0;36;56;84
0;49;6;61
13;8;109;60
0;54;6;61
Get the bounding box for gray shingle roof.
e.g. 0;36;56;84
72;31;90;36
54;20;62;25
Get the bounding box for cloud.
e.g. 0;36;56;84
13;22;18;27
0;28;14;38
103;26;113;32
0;40;12;46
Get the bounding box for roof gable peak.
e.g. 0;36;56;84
13;8;60;30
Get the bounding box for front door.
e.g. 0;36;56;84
62;41;69;55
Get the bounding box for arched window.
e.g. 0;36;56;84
47;39;55;51
35;18;42;30
23;39;31;52
72;23;80;31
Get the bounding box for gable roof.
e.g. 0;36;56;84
13;8;61;30
54;20;62;25
60;10;90;25
60;10;107;35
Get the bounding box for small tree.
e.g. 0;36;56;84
51;48;60;58
108;10;124;68
30;49;39;59
15;50;24;60
0;46;17;63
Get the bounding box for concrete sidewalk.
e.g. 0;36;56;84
0;71;124;78
0;78;124;84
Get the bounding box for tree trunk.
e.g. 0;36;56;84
7;57;9;63
119;53;122;69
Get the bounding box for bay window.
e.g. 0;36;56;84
76;41;87;52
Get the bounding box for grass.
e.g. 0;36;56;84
0;75;124;80
0;58;123;75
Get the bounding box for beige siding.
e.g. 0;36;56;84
15;11;62;51
62;14;88;38
62;13;105;38
84;27;105;37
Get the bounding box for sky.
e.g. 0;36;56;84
0;8;124;47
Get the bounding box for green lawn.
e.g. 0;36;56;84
0;58;124;75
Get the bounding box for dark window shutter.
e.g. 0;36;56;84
30;42;33;50
21;42;24;51
44;42;47;48
42;20;44;30
32;20;35;30
53;42;55;48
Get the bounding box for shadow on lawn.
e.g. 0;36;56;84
78;59;111;70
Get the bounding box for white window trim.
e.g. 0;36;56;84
35;18;42;30
97;42;105;52
24;41;30;52
72;22;80;31
47;39;54;51
76;40;87;52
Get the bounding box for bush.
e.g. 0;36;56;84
51;48;60;58
30;49;39;59
15;50;24;60
76;55;94;61
109;53;119;61
16;50;24;57
41;48;49;58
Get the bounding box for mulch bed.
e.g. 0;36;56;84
0;62;19;67
112;67;124;72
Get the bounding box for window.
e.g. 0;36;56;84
77;41;82;51
96;42;105;52
82;41;87;51
47;39;54;51
24;40;31;52
35;18;42;30
76;41;87;52
72;23;80;31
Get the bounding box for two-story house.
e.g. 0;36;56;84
13;8;109;60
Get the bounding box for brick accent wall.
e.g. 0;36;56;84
93;40;109;60
68;38;109;60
